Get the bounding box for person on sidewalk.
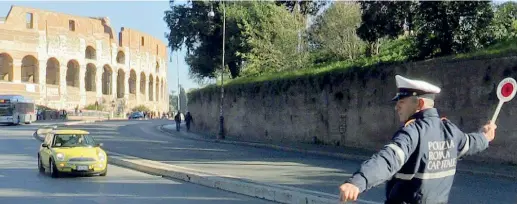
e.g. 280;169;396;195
185;112;193;132
339;75;497;204
174;111;182;131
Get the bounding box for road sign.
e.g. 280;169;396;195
491;77;517;124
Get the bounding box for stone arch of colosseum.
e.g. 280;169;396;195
21;55;38;83
66;60;80;88
85;63;96;92
0;53;13;82
117;68;125;98
85;46;96;60
156;76;160;101
102;64;112;95
129;69;136;94
140;72;146;95
46;58;60;85
116;51;125;64
148;74;154;101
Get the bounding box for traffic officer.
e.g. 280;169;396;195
339;75;497;204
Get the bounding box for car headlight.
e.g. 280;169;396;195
56;153;65;161
98;152;106;161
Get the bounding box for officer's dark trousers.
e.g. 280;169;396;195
186;122;191;131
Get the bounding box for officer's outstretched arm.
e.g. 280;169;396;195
346;124;419;193
444;120;489;158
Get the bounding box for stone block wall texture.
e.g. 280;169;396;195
0;5;169;113
188;55;517;164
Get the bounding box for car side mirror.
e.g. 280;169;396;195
41;144;48;148
96;143;103;147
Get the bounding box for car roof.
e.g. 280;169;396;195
52;129;90;135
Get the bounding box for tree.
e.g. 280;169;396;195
308;2;365;61
163;0;247;79
355;1;415;56
413;1;494;59
275;0;328;16
178;86;187;113
227;1;308;77
169;90;178;111
491;1;517;40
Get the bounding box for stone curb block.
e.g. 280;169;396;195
158;125;517;180
105;151;356;204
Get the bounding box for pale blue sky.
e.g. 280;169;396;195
0;1;197;95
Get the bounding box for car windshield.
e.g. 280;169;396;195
52;134;96;147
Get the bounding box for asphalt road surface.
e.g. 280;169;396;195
69;120;517;204
0;123;275;204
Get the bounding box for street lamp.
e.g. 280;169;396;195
208;1;225;140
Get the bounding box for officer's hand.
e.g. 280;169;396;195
339;183;360;202
482;121;497;142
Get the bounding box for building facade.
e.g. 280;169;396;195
0;6;169;114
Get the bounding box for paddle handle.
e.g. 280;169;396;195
491;101;504;125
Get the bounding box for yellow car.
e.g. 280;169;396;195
37;129;108;178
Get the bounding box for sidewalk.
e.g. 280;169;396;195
160;124;517;180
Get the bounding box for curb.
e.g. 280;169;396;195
158;125;517;180
106;151;381;204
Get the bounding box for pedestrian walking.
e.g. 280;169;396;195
174;111;182;131
185;112;193;131
339;75;497;204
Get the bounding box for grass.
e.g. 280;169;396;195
454;38;517;59
192;38;517;94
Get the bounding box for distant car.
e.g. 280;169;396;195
37;129;108;178
128;112;144;120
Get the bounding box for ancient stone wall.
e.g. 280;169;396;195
188;55;517;164
0;5;169;113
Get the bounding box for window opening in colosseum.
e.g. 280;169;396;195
140;72;146;95
148;75;153;101
141;37;144;46
85;64;96;92
45;58;59;85
21;55;38;83
26;13;33;29
0;53;13;82
117;69;125;98
69;20;75;31
156;61;159;73
66;60;80;88
102;65;112;95
156;77;160;101
85;46;96;60
116;51;125;64
129;70;136;94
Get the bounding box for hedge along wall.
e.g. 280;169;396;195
188;55;517;164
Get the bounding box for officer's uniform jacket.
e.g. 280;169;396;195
347;75;490;204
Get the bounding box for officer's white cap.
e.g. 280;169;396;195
391;75;441;101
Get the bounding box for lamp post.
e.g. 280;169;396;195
208;1;225;140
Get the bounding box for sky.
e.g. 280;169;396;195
0;0;197;95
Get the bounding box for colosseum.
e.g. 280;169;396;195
0;5;169;115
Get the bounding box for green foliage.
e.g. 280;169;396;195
227;1;309;77
164;0;246;79
492;2;517;40
274;0;328;16
169;90;178;111
83;103;102;111
131;105;150;112
308;2;365;62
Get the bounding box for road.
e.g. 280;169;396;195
70;120;517;204
0;123;275;204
